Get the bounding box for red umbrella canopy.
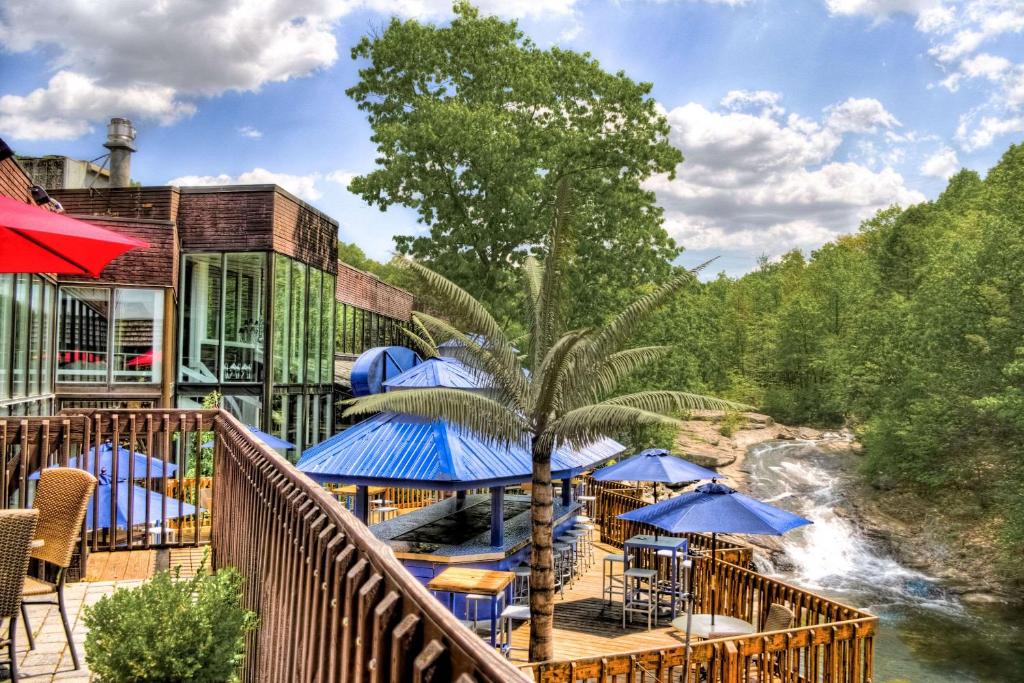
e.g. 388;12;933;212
0;196;148;277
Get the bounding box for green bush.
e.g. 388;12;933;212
83;558;258;683
718;410;745;438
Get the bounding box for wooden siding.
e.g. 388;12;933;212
50;186;180;221
58;216;178;288
177;186;275;251
273;190;338;274
336;261;414;321
0;157;53;206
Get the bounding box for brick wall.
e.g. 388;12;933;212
57;217;178;288
273;191;338;274
336;261;414;321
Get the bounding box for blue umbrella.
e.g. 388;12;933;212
87;470;199;530
30;444;177;481
203;426;295;450
594;448;722;537
619;481;810;644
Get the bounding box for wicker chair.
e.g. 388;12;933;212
20;468;96;671
1;509;40;682
763;602;795;632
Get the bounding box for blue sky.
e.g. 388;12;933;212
1;0;1022;276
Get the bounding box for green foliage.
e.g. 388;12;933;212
719;411;745;438
346;1;682;326
186;391;221;477
83;558;258;683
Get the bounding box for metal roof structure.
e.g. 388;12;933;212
298;411;624;490
382;356;492;391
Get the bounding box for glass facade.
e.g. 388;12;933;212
57;286;163;385
181;252;335;456
0;274;56;416
336;303;407;355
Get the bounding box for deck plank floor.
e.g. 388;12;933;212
506;544;689;662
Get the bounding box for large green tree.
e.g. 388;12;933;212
344;183;742;661
346;2;683;326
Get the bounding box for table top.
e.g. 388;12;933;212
670;614;755;639
578;495;597;501
427;567;514;596
625;534;688;551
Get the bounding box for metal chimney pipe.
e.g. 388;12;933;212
104;117;136;187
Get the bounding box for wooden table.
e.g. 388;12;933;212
623;534;689;619
427;567;514;647
671;614;755;639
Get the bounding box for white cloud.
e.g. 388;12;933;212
326;170;358;189
167;168;324;202
956;113;1024;151
650;95;924;259
237;126;263;139
0;71;195;140
0;0;586;141
825;97;901;133
720;90;785;117
825;0;943;21
920;146;959;177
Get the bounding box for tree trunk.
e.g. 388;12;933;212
528;439;555;662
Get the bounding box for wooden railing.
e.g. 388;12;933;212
524;486;876;683
1;410;215;551
2;409;525;682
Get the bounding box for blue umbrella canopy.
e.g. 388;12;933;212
592;448;720;484
618;481;810;535
298;412;624;490
87;471;198;530
30;444;177;481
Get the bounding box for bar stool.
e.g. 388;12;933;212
655;549;686;613
573;523;597;565
602;553;625;603
499;605;530;660
556;534;579;582
578;494;597;519
552;543;572;596
564;528;590;570
622;567;659;630
512;565;530;605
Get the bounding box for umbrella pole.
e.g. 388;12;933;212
682;557;694;681
653;482;659;540
710;532;717;626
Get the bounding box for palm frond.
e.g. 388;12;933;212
399;316;439;359
561;346;674;409
586;269;698;361
601;390;751;414
412;311;530;409
343;388;527;445
544;404;685;450
533;178;573;371
532;330;588;417
522;256;543;335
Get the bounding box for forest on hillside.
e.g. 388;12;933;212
343;142;1024;583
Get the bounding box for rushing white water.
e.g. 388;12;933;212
742;440;1024;682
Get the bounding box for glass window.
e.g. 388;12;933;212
28;277;42;395
57;286;109;384
273;255;290;385
321;276;334;384
271;393;286;441
306;268;321;383
287;393;303;458
288;261;306;384
0;275;12;400
224;253;266;383
221;391;262;427
113;288;164;383
40;283;53;394
12;274;30;396
320;394;331;442
180;254;222;383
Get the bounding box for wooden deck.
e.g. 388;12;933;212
506;544;688;661
83;546;209;582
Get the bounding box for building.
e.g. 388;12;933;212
0;121;414;454
18;155;111;190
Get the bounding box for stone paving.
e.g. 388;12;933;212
11;579;140;682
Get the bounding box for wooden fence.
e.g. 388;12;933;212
2;409;526;682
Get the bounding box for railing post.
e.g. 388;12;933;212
354;484;369;524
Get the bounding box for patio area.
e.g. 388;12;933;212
10;549;208;682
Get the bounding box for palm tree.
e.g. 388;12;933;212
343;185;745;662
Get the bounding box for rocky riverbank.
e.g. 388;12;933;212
672;412;1015;603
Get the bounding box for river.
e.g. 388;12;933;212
743;441;1024;683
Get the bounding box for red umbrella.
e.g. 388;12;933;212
125;349;159;367
0;196;148;277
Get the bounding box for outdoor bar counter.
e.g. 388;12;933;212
371;493;581;582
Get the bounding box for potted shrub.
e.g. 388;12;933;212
83;558;258;682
